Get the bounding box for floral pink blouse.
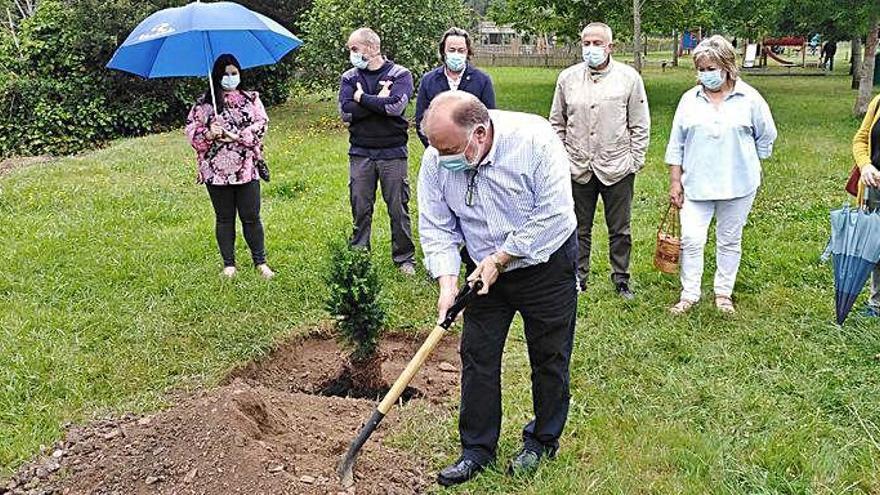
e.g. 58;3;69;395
185;90;268;185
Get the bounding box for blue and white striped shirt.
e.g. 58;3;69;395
418;110;577;278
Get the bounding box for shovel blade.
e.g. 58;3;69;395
337;409;385;487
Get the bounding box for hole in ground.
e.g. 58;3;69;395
317;372;423;402
225;331;462;405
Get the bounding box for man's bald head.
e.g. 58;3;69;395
348;28;381;49
423;92;490;154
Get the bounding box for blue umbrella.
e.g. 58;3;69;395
828;203;880;324
107;1;302;110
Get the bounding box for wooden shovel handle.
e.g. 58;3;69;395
377;325;446;415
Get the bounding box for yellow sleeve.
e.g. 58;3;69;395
853;95;880;168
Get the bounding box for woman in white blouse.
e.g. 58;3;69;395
665;35;778;315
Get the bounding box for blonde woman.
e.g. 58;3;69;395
665;35;778;314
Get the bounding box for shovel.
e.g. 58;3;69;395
337;281;482;487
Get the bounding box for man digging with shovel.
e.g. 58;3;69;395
418;91;579;486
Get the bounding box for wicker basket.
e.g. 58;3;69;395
654;203;681;274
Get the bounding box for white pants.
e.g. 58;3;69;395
679;192;757;302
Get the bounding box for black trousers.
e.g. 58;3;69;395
459;233;578;465
572;174;635;288
206;181;266;267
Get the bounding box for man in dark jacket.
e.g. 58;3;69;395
821;40;837;71
338;28;416;274
414;27;496;148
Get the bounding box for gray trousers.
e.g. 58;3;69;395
572;174;635;288
349;155;415;265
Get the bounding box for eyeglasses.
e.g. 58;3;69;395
466;168;479;207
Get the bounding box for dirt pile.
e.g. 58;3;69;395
2;334;461;495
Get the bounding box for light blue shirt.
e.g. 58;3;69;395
418;110;577;278
664;80;778;201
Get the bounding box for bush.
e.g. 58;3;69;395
298;0;472;89
0;0;308;158
325;237;386;363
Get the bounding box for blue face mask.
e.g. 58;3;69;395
445;52;467;72
349;51;369;70
698;69;726;90
582;45;607;68
438;127;483;172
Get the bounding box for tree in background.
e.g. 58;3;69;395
465;0;490;16
488;0;712;72
487;0;878;115
854;10;879;116
297;0;471;89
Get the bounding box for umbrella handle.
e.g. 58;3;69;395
857;180;866;210
201;31;219;120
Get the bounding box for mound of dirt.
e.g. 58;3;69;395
1;333;462;495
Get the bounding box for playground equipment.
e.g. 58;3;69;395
760;36;808;67
679;28;701;56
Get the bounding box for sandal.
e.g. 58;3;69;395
669;299;697;315
715;295;735;314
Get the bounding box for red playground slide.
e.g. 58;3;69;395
762;46;797;66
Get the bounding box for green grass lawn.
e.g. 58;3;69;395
2;65;880;493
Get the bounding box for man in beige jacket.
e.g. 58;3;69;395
550;22;650;298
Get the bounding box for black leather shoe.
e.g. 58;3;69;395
437;457;485;487
616;282;635;301
507;447;556;476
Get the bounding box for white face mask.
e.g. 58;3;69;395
221;74;240;91
582;45;608;68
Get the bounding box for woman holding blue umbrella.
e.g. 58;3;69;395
106;1;303;278
186;54;274;279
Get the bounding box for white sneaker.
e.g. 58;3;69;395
221;266;237;278
257;264;275;279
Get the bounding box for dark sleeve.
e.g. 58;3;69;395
338;74;370;122
359;94;387;114
415;77;431;147
359;69;414;116
481;73;496;110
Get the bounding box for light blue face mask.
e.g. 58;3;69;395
438;127;482;172
582;45;607;68
698;69;726;90
349;51;369;70
438;153;470;172
221;74;240;91
445;52;467;73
